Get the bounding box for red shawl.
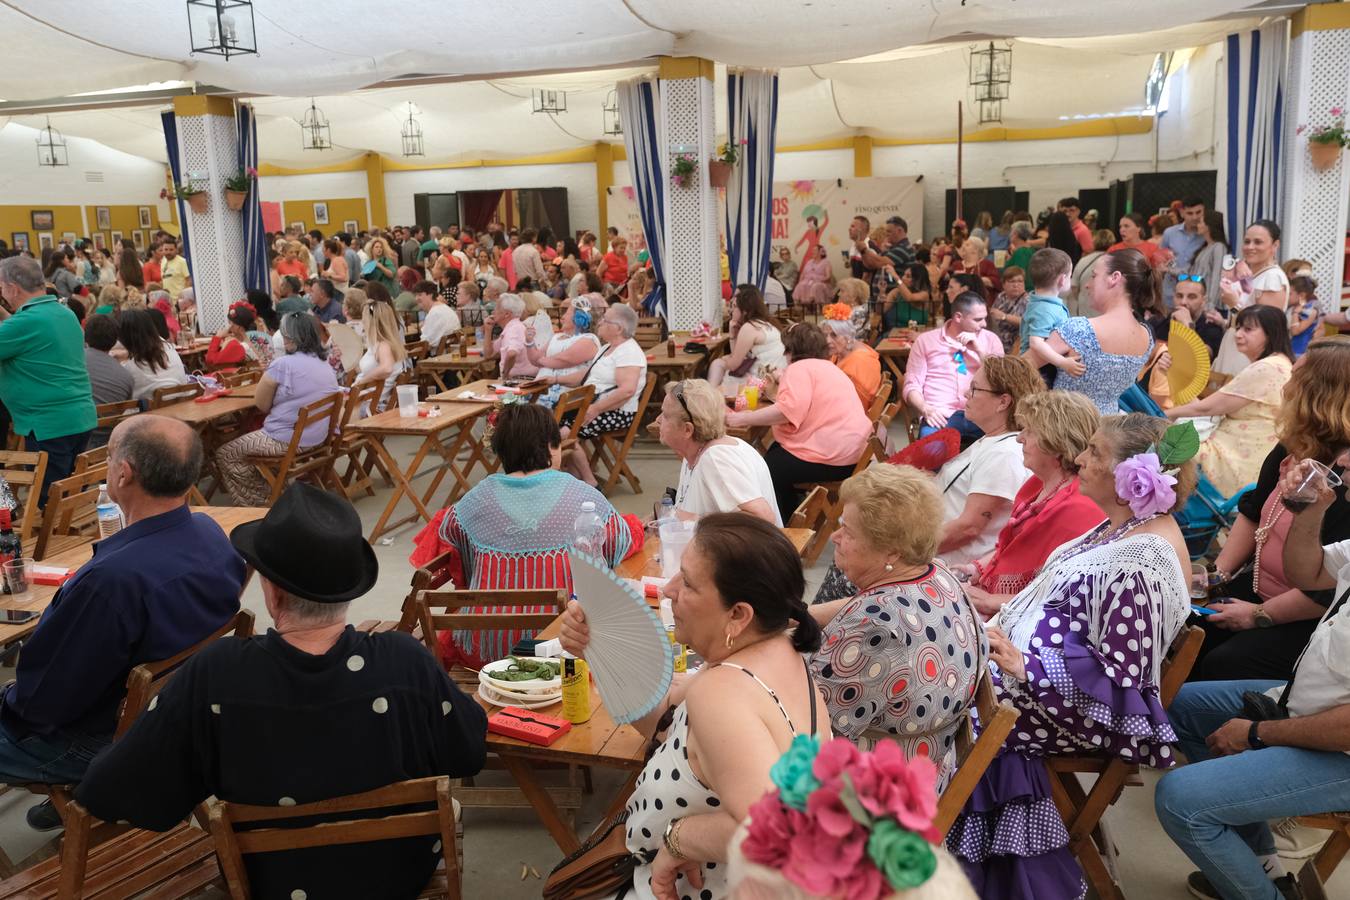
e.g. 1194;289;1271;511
974;476;1104;595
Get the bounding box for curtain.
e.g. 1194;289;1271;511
236;102;268;294
725;69;778;292
618;77;667;318
1226;22;1286;231
462;190;504;231
160;110;191;272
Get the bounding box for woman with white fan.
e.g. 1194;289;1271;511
559;514;826;900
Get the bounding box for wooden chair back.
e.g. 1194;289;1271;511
588;372;657;496
32;465;108;560
1160;624;1204;707
934;669;1019;836
634;317;663;350
393;548;461;632
0;450;46;548
116;610;255;740
94;398;141;432
150;382;204;409
406;340;431;363
247;392;344;505
787;486;832;561
407;588;566;682
74;444;108;475
865;376;891;426
221;367;263;388
553;384;595;454
209;777;461;900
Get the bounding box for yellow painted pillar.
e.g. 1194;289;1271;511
364;152;388;227
853;135;873;178
595;142;614;240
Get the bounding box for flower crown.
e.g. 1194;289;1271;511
823;302;853;322
228;300;257;317
1114;421;1200;519
740;735;940;899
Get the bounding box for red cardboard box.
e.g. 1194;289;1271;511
488;707;572;746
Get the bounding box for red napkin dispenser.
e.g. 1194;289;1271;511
488;707;572;746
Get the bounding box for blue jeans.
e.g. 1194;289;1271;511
918;410;984;445
1155;680;1350;900
0;718;108;785
24;430;91;507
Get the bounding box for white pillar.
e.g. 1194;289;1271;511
1280;6;1350;313
171;96;246;333
658;58;721;333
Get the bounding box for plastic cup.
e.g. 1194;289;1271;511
743;386;759;410
396;384;420;418
1283;460;1343;514
658;520;698;580
1190;563;1210;601
3;558;33;599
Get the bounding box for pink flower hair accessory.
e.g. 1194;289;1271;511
1114;452;1177;519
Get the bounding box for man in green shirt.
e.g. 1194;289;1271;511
0;256;96;502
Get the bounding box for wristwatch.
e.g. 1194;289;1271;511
662;818;686;860
1248;720;1268;750
1253;606;1275;628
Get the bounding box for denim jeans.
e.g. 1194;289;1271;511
1155;679;1350;900
0;718;108;785
918;410;984;447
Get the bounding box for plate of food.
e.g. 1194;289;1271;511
477;682;560;710
479;656;562;693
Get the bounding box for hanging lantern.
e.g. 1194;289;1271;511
186;0;257;60
300;99;331;151
603;90;622;136
36;117;68;167
400;102;424;157
532;89;568;115
969;42;1013;93
978;99;1004;125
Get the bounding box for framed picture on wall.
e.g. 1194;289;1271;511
96;207;111;230
92;232;106;250
61;231;77;245
313;202;330;225
37;232;53;251
110;230;123;247
138;206;152;229
30;210;53;230
132;230;146;250
11;233;28;252
342;219;358;235
289;221;304;233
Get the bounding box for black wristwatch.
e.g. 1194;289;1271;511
1248;720;1268;750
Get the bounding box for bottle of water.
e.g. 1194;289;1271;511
474;325;484;347
573;501;603;557
96;484;123;539
657;496;675;522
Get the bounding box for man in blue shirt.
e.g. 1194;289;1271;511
1159;197;1207;307
2;414;246;830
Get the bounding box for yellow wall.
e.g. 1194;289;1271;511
281;198;367;235
0;205;85;250
82;204;164;250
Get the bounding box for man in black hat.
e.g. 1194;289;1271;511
76;483;487;899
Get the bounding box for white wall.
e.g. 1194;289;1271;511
384;163;598;235
0;122;166;206
257;170;369;204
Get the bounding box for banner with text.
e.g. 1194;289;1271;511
606;176;923;283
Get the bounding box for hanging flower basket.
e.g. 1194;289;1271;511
186;192;209;214
1310;141;1343;171
708;160;732;188
671;152;698;189
224;189;248;211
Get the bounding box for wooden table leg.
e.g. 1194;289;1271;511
366;436;437;542
499;755;581;854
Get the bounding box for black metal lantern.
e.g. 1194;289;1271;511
186;0;257;61
603;90;622;136
532;89;567;115
969;41;1012;92
36;117;68;167
978;99;1003;125
300;99;331;151
400;102;424;157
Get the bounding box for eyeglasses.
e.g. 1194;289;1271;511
968;386;1004;396
1177;273;1206;284
671;381;692;420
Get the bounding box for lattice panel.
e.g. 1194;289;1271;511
1280;26;1350;312
661;77;721;332
177;111;246;334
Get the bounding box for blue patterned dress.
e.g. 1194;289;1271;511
1051;317;1153;415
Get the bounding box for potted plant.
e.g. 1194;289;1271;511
1298;108;1348;171
163;180;208;214
708;138;747;188
223;167;257;210
671;152;697;189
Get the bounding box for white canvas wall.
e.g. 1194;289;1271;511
257;170;370;206
0;122;166;205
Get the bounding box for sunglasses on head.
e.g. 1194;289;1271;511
1177;274;1206;284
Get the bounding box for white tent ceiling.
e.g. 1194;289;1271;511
0;2;1274;168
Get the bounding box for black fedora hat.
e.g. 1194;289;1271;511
230;482;378;603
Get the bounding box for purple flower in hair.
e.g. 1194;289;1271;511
1114;452;1177;519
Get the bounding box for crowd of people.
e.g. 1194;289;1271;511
1;189;1349;900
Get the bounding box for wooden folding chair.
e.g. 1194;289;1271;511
93;399;140;434
31;465;108;561
933;669;1020;837
552;384;595;456
244;392;344;506
149;382;204;409
787;486;832;563
1043;624;1205;900
634;318;663;350
0;450;46;554
0;610;255;900
209;776;462;900
586;372;656;496
73;445;107;475
333;382;394;499
220;367;263;388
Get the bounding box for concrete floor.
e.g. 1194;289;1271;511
3;425;1347;898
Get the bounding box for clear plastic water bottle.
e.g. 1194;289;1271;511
657;496;675;522
573;501;603;556
474;326;484;347
96;484;123;539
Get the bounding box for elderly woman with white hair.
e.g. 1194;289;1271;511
820;310;881;407
482;293;537;379
656;378;779;524
524;296;601;407
551;303;648;487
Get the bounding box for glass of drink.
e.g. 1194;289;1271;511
1282;460;1343;514
743;385;759;410
1190;563;1211;601
2;558;34;599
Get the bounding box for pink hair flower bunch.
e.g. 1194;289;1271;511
742;737;940;899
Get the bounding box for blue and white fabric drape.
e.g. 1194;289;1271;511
236;103;268;295
725;69;778;292
160;110;191;272
617;77;667;319
1226;22;1287;230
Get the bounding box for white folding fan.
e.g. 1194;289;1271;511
567;549;673;724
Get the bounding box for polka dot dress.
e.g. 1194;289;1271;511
577;409;636;440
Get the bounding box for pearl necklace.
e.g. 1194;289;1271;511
1251;490;1287;596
